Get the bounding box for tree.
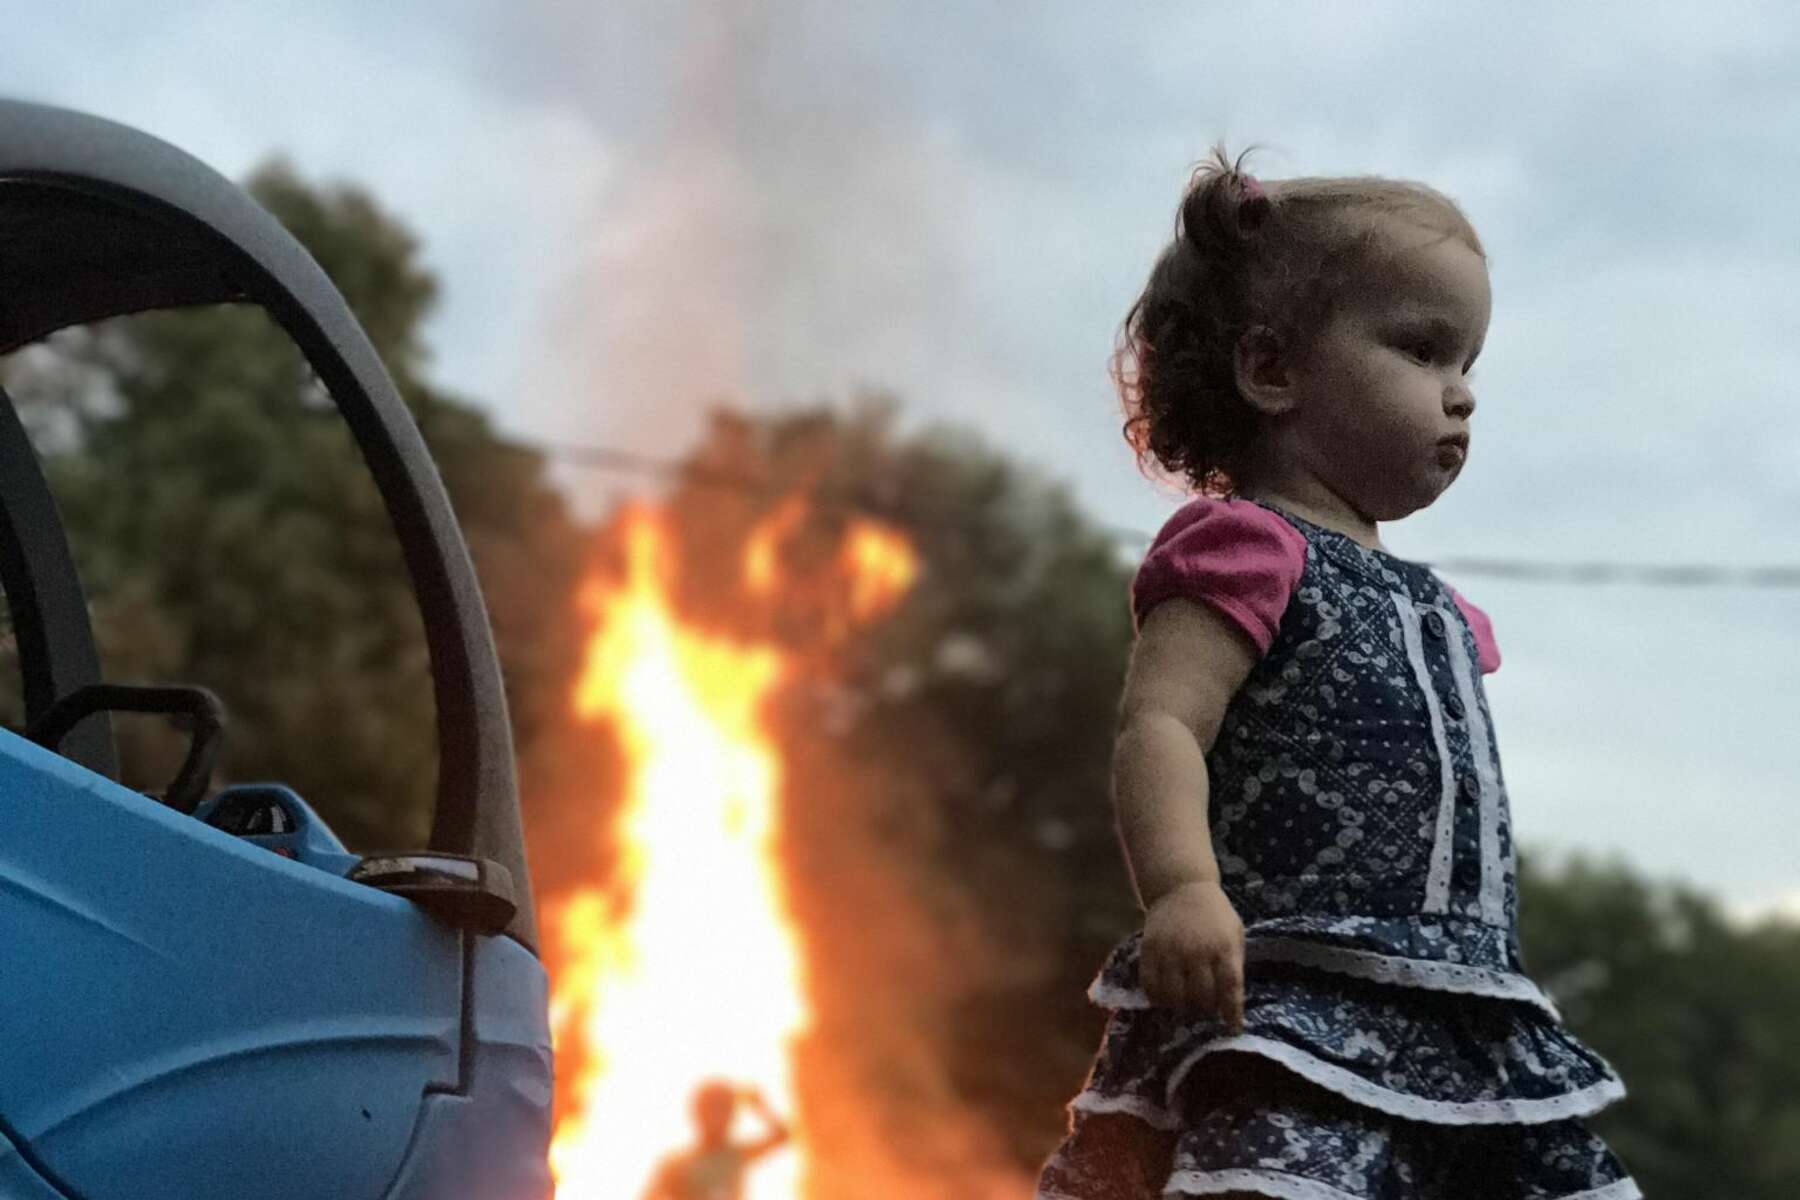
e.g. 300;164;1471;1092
1518;853;1800;1198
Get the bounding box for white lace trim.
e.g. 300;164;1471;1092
1169;1167;1640;1200
1167;1167;1361;1200
1393;592;1459;915
1443;607;1508;924
1068;1088;1183;1131
1563;1179;1643;1200
1165;1034;1625;1127
1089;978;1152;1009
1244;938;1562;1019
1090;945;1561;1020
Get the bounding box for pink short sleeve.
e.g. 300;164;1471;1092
1445;584;1502;674
1131;498;1307;653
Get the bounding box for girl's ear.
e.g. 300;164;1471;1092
1233;325;1301;416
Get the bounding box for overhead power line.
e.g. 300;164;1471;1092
1426;559;1800;590
532;438;1800;591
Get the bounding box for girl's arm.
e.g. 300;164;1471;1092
1115;597;1259;1028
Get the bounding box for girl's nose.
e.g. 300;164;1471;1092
1444;382;1475;420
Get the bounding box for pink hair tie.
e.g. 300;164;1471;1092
1237;173;1271;230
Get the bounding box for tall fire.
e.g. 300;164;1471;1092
546;500;918;1199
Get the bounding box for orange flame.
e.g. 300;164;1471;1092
548;501;918;1199
838;520;917;623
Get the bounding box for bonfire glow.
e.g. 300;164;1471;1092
838;520;918;623
547;501;918;1199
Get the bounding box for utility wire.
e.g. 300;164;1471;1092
534;439;1800;590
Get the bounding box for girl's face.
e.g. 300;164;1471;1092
1285;220;1490;522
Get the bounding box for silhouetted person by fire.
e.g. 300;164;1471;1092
640;1081;790;1200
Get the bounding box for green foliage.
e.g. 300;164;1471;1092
1;161;587;850
1518;853;1800;1198
763;409;1143;1160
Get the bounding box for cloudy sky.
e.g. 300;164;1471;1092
6;2;1797;916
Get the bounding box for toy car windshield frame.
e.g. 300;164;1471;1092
0;100;535;947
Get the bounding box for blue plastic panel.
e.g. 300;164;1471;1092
0;731;465;1199
0;1122;70;1200
382;934;554;1199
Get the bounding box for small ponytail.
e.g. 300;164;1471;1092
1179;148;1273;251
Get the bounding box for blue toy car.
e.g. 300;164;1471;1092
0;101;552;1199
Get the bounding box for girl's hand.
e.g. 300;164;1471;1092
1141;880;1245;1031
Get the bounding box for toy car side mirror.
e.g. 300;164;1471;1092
348;853;518;935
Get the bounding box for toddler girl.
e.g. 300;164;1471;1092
1035;151;1639;1199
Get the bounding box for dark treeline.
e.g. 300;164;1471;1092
1;165;1793;1199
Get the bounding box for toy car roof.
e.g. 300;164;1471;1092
0;99;535;947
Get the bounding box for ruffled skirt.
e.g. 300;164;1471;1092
1036;934;1639;1200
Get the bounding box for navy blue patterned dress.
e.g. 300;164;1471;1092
1036;499;1639;1200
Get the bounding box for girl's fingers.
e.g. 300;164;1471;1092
1142;953;1171;1007
1182;952;1215;1015
1144;942;1243;1020
1154;954;1193;1009
1214;955;1245;1032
